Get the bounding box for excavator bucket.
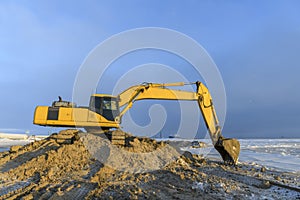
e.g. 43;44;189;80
214;137;240;165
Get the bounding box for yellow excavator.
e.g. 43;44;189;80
33;81;240;164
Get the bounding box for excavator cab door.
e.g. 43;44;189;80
89;96;120;121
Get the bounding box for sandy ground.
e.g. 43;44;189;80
0;129;299;200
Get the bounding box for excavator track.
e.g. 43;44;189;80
84;128;126;146
110;130;126;146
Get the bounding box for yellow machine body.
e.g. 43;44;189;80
33;81;240;164
34;94;120;129
33;106;119;128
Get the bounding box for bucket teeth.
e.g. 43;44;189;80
214;137;240;165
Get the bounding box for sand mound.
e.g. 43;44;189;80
80;131;180;173
0;129;299;199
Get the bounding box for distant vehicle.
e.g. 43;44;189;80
168;134;181;139
191;141;207;148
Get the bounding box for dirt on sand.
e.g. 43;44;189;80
0;129;299;199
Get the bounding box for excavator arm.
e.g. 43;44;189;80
117;81;240;164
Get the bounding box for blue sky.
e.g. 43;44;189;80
0;1;299;138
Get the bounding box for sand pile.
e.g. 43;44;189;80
80;131;180;173
0;129;299;199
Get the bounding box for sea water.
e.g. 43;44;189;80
187;138;300;173
238;138;300;172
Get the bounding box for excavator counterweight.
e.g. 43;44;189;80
33;81;240;164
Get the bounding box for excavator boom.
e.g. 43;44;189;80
117;81;240;164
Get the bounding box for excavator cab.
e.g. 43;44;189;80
89;95;120;121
